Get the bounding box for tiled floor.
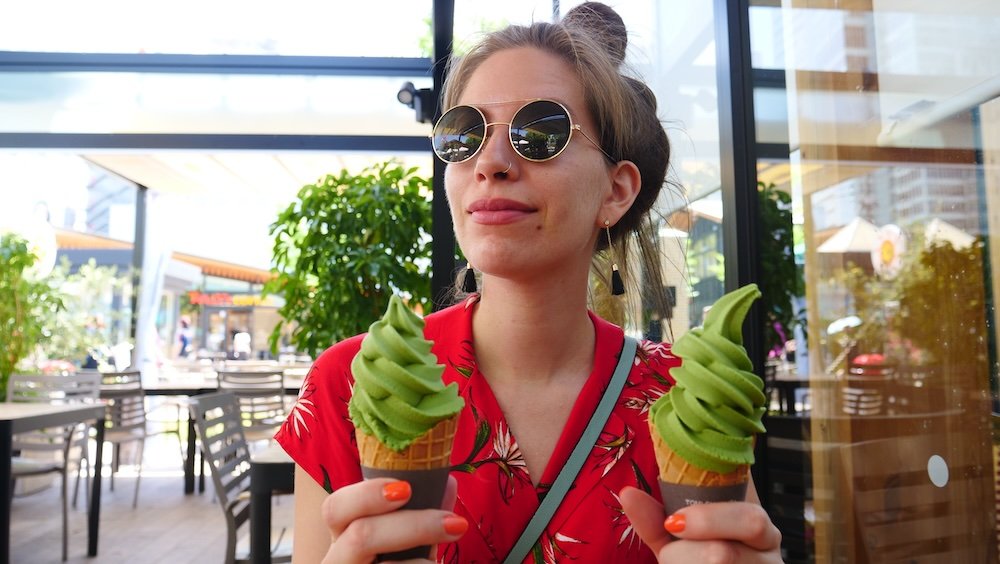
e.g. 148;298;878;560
10;432;294;563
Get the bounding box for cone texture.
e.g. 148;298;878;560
356;416;458;471
649;419;748;487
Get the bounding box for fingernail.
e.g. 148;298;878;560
382;481;411;502
443;514;469;536
664;514;686;534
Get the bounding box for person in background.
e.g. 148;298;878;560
232;329;252;360
277;3;782;562
177;315;193;358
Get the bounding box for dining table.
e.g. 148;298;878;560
145;372;303;494
249;443;294;564
0;402;107;563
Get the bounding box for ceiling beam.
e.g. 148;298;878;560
0;133;427;151
0;51;433;77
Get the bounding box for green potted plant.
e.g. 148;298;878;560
264;160;433;358
757;181;805;358
0;233;63;400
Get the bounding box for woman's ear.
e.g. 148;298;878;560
601;160;642;224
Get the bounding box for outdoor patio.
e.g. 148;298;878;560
10;432;294;563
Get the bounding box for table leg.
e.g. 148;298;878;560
185;417;196;494
249;484;272;564
1;421;12;564
87;418;105;557
773;382;795;415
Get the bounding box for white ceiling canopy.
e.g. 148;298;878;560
81;151;433;270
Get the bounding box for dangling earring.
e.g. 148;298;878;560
605;220;625;296
462;263;478;293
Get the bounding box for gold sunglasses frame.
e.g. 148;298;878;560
431;99;616;164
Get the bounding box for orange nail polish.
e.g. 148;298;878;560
382;481;411;502
443;515;469;536
664;514;686;534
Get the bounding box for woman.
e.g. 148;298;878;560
278;3;782;562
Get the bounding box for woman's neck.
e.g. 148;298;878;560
471;276;596;387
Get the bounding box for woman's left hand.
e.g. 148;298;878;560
619;486;783;563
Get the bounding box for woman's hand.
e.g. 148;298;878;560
320;476;467;564
620;486;783;563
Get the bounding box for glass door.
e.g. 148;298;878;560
753;1;999;562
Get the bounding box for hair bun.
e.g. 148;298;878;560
562;2;627;65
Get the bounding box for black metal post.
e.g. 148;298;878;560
431;0;456;310
87;416;106;556
129;185;147;354
0;420;11;564
714;0;766;506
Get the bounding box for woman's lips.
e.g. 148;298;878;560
467;198;536;225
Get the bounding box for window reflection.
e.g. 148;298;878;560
757;1;999;562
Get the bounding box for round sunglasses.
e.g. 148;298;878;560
431;99;616;164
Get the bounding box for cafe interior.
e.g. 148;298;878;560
1;1;999;562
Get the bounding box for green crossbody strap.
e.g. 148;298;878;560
502;335;638;564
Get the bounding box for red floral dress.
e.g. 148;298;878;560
276;296;679;563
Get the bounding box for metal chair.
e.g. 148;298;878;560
97;370;148;508
216;370;287;444
189;392;291;564
7;372;102;561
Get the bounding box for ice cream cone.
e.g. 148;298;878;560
650;418;750;516
649;418;748;487
357;416;458;562
646;285;763;517
348;295;465;561
356;415;458;471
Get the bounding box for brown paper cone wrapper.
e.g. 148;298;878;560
356;416;458;561
649;419;749;516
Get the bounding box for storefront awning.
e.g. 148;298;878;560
171;252;273;285
54;228;274;285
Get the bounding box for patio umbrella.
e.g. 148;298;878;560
827;315;862;335
925;218;975;250
817;217;879;254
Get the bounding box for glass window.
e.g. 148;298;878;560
1;1;434;57
750;5;785;70
755;87;790;144
3;1;574;58
0;72;433;136
620;1;726;339
756;2;1000;562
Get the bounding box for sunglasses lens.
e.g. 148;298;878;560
432;106;485;163
510;100;572;161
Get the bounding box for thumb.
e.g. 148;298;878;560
619;486;672;555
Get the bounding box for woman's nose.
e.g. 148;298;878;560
475;124;517;179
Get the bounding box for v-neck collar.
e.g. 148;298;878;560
433;293;625;487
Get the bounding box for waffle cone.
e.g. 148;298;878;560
649;418;749;487
356;416;458;471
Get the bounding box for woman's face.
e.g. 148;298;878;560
445;47;615;284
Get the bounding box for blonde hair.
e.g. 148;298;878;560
445;2;674;331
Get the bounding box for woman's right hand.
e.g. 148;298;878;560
320;476;466;563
